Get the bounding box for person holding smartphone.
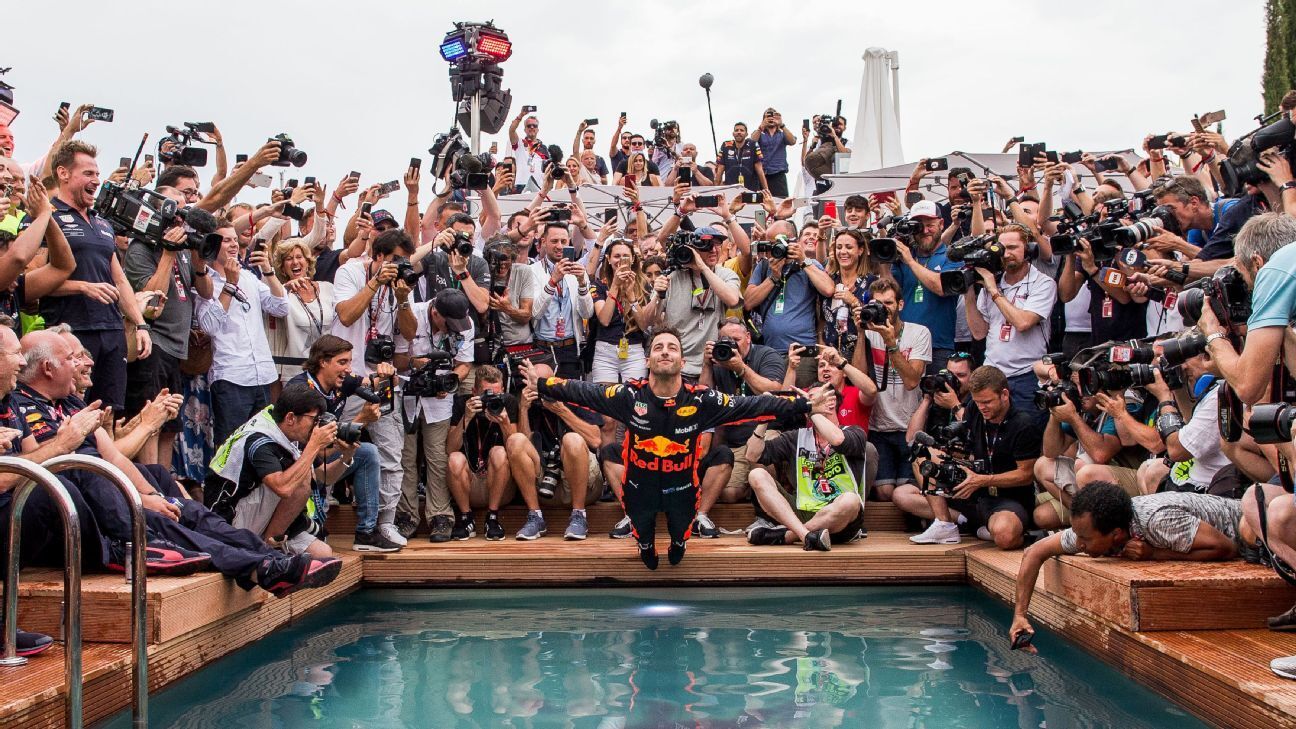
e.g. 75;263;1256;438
529;222;594;379
508;110;547;193
755;108;797;198
571;120;610;181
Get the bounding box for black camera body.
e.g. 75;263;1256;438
538;444;563;499
450;151;495;191
815;114;835;140
390;257;421;287
920;369;960;397
318;412;363;444
1034;380;1081;411
650;118;679;149
364;336;396;366
858;300;889;326
910;425;986;496
712;337;739;363
1177;265;1251;329
406;351;459;398
159;123;211;167
666;231;715;269
1220;115;1296;197
480;391;506;416
754;237;790;260
340;373;385;406
269;133;308;167
94;181;222;259
940;235;1005;295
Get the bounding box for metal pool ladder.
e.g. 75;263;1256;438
0;454;150;729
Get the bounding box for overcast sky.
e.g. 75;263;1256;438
5;0;1269;202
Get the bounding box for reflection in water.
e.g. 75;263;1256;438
100;587;1203;729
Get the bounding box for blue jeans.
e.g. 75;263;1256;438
210;380;272;450
328;442;381;533
1007;371;1047;428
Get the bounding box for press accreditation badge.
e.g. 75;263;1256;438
999;324;1012;342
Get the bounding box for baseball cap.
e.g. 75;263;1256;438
909;200;940;219
695;225;728;241
434;289;472;333
371;209;397;230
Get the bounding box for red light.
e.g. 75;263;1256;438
476;34;512;61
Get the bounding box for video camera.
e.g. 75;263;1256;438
1047;200;1123;262
93;180;223;259
939;235;1005;295
1069;339;1182;397
1219;113;1296;197
650;118;679;149
406;351;460;399
814;114;836;141
451;151;495;191
666;230;716;269
159;122;216;167
910;422;990;496
268;133;307;167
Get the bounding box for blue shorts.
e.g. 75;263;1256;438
868;430;914;486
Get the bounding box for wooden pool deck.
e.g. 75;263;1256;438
3;501;1295;728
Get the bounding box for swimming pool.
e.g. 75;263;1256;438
98;586;1204;728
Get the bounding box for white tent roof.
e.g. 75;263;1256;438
493;183;799;228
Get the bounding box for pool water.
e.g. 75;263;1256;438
99;586;1203;728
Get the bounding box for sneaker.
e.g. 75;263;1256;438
257;554;343;598
379;522;408;547
668;540;686;565
484;516;505;541
564;512;589;540
395;513;420;540
803;528;832;552
428;515;453;543
693;512;721;539
451;516;476;541
1269;604;1296;632
639;543;659;571
745;517;778;534
748;525;790;546
516;512;547;541
1;628;53;657
609;515;634;539
107;540;212;576
353;529;402;553
909;520;961;545
1273;655;1296;680
976;526;992;542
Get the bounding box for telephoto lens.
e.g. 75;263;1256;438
1249;403;1296;444
1160;333;1208;367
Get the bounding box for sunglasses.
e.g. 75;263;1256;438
525;124;538;129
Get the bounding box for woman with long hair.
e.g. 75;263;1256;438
821;228;877;362
590;239;649;383
269;240;336;383
614;152;660;187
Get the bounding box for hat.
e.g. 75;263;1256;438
371;209;397;230
434;289;472;333
695;225;728;241
909;200;940;219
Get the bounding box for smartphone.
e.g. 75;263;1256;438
1010;631;1033;651
522;105;537;113
678;166;693;185
247;172;272;188
235;153;248;164
741;192;762;204
378;180;401;195
409;157;422;171
754;209;768;227
349;170;361;179
562;246;579;262
801;345;820;358
144;154;155;166
603;208;617;224
360;202;373;216
925;157;949;172
823;200;838;220
694;195;720;208
583;118;598;126
286;179;299;189
190;121;216;133
59;101;70;113
1018;142;1043;167
1148;135;1170;150
1043;150;1060;164
1062;151;1084;164
118;156;131;170
86;107;114;122
803;118;811;131
620;111;627;119
304;176;316;186
624;175;637;190
1095;157;1121;172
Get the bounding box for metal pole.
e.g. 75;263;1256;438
44;454;148;729
705;88;719;159
470;91;482;156
0;457;83;729
887;51;902;128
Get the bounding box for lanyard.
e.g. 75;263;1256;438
294;283;325;337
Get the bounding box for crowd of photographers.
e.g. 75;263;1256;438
6;90;1296;669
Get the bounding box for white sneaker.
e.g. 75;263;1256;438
910;520;961;545
379;522;408;547
1272;655;1296;680
976;526;992;542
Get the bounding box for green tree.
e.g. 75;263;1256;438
1263;0;1295;113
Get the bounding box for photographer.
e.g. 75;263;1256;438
745;384;869;552
639;228;742;379
286;336;399;553
700;317;788;515
715;122;767;193
331;228;417;545
412;213;492;347
198;221;288;448
1057;204;1147;347
484;236;537;352
906;352;975;442
1144;341;1229;494
1198;213;1296;404
801;115;851;193
965;225;1058;423
755;108;797;198
206;382;340;558
529;222;595;379
447;366;520;541
395;289;476;543
889;200;959;369
746;222;834;382
507;363;604;541
902;366;1042;549
1145;176;1256;282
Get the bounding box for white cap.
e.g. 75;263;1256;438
909;200;940;219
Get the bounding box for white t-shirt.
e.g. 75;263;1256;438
1178;385;1229;488
511;139;548;192
977;266;1058;377
397;301;476;423
864;323;932;432
1064;282;1092;333
331;257;401;378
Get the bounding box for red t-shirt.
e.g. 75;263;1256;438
837;384;871;434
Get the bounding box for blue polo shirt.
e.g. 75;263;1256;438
1248;240;1296;330
894;244;958;350
751;259;823;351
756;129;791;174
42;198;122;332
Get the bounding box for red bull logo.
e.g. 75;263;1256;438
629;435;695;472
634;435;690;457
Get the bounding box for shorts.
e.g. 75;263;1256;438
466;472;519;509
1039;468;1140;525
868;430;913;486
125;348;184;431
231;487;318;555
589;339;647;383
948;494;1030;532
533;435;603;507
776;486;867;545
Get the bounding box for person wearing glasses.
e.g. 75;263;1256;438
508;111;548;193
614;135;661;178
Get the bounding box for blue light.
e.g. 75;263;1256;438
440;39;468;62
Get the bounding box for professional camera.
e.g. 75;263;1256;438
1249;402;1296;444
544;145;567;181
1160;332;1209;367
479;391;507;416
1176;265;1251;328
867;236;898;264
712;337;739;363
1071;340;1166;397
858;300;889;326
318;413;364;444
1112;204;1181;246
449;151;495;191
946;235;1005;272
815;114;835;140
1047;200;1122;261
666;230;715;269
442;230;475;257
538;444;563;499
910;426;988;496
406;351;459;398
1219;113;1296;197
429;129;470;181
364;336;396;366
268;133;308;167
920;368;960;396
650;118;679;149
1034;380;1081;411
93;181;223;259
879;215;924;238
754;236;790;260
339;373;385;406
159;122;214;167
390;257;421;287
541;205;572;224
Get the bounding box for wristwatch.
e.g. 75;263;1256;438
135;323;151;332
455;271;469;281
1205;331;1227;346
1282;181;1296;192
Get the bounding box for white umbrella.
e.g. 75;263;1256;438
849;48;905;173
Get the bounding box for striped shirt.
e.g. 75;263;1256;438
1061;492;1242;555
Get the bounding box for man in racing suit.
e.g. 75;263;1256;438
521;327;832;569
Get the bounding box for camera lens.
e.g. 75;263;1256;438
1250;403;1296;444
712;339;736;362
1160;333;1208;367
868;237;898;264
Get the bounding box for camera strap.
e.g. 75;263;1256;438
1274;347;1295;493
